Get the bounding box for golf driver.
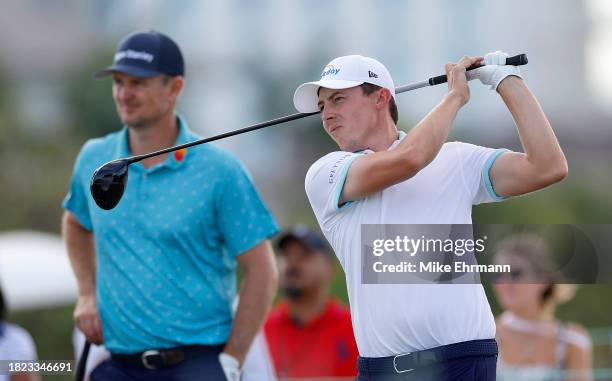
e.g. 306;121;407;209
91;54;528;210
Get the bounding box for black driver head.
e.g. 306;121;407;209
90;159;129;210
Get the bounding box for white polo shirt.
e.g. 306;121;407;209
305;132;508;357
0;322;38;381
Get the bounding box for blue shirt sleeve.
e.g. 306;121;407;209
62;142;94;231
215;156;278;257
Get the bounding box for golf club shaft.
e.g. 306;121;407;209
128;53;527;164
128;111;318;163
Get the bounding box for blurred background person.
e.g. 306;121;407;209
264;226;358;380
493;233;593;381
0;285;40;381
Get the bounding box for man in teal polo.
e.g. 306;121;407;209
62;30;278;381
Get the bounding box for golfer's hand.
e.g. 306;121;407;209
74;294;104;345
445;55;483;107
466;51;522;91
218;353;241;381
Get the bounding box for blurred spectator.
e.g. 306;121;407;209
264;226;358;380
493;233;593;381
0;285;40;381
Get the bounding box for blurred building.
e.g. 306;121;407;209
0;0;610;223
0;1;606;129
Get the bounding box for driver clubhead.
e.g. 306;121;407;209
90;159;129;210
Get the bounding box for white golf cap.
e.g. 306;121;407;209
293;55;395;113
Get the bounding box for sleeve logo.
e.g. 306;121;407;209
328;153;353;184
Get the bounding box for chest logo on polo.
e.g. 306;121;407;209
174;148;187;162
336;340;349;360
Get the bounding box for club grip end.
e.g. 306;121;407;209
429;74;448;86
506;53;528;66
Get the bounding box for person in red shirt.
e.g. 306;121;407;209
264;226;358;379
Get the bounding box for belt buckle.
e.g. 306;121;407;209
141;350;161;370
393;352;415;373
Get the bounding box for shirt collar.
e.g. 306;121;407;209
388;130;407;150
115;114;196;171
355;130;406;154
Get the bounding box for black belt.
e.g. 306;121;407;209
112;344;224;370
358;339;498;374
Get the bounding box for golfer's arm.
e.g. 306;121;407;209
224;240;278;365
488;77;568;197
62;211;96;297
340;93;464;204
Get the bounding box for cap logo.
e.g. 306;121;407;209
321;64;341;78
114;49;154;63
368;71;378;78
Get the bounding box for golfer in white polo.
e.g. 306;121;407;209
293;53;568;380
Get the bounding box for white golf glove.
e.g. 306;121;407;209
467;51;522;91
219;352;241;381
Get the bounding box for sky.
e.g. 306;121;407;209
586;0;612;108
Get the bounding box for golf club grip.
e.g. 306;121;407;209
506;53;528;66
428;53;528;86
75;341;91;381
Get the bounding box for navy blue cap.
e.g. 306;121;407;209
276;225;332;255
95;30;184;79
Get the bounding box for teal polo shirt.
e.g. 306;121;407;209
63;116;279;353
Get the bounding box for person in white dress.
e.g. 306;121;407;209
0;286;40;381
493;233;592;381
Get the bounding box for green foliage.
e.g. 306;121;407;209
64;48;119;140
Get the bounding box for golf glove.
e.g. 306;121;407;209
467;51;522;91
219;352;241;381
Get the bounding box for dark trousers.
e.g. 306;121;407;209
356;354;497;381
90;345;228;381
